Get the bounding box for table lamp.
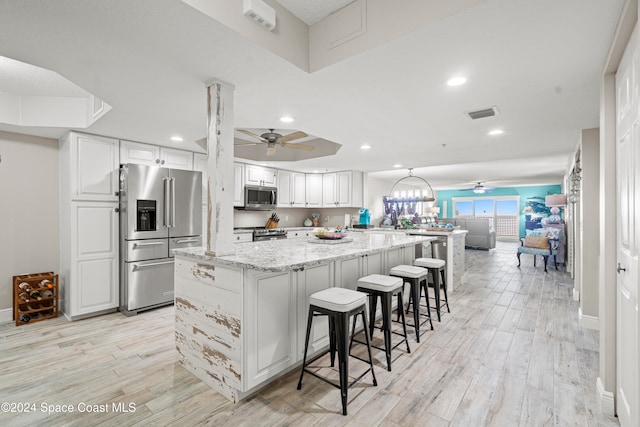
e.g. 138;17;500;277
545;194;567;223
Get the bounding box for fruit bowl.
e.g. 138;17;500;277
313;228;349;240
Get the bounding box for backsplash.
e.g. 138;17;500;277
234;207;360;228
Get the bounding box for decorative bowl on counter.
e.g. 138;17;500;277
313;228;349;240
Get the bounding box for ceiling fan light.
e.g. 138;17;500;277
266;143;277;156
473;186;485;194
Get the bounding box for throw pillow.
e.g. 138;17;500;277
526;229;548;237
524;236;549;249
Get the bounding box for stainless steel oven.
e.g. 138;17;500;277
244;185;277;210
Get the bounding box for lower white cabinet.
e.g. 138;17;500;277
288;229;313;238
245;269;297;390
295;263;333;358
64;202;119;319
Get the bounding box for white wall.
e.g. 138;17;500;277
0;131;59;314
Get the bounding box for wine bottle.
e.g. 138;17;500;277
41;289;53;299
18;282;32;293
19;313;31;323
18;292;30;303
29;290;42;300
40;279;53;289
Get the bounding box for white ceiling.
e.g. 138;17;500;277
273;0;353;25
0;0;624;190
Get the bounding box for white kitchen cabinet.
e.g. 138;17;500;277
60;132;119;202
59;132;120;320
322;171;364;207
120;140;193;170
245;269;297;390
233;233;253;243
277;170;305;207
64;202;119;318
234;163;244;207
305;173;323;207
295;262;333;358
245;164;277;187
288;229;313;239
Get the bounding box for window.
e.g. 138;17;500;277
452;196;520;239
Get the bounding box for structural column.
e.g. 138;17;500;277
205;80;235;257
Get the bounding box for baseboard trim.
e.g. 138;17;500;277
0;307;13;323
597;377;616;416
579;307;600;330
573;288;580;301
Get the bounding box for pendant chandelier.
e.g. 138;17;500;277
383;168;435;219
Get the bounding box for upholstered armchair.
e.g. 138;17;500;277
516;229;559;273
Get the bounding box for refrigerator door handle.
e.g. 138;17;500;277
163;177;170;227
132;260;174;270
175;238;199;244
170;177;176;228
133;241;165;247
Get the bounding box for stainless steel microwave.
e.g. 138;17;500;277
243;185;277;210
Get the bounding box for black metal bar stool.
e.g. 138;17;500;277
389;265;433;342
297;287;377;416
413;257;449;322
351;274;410;371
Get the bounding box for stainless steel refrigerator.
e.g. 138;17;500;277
119;163;202;315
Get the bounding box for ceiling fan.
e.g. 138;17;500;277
463;181;495;193
235;129;315;156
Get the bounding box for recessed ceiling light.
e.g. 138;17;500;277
171;136;183;142
360;144;371;150
447;77;467;87
488;129;504;136
280;116;294;123
312;170;319;173
393;164;403;168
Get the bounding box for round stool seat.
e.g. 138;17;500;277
357;274;403;292
414;257;445;269
309;287;367;312
389;265;428;279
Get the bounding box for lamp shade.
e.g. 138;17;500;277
545;194;567;207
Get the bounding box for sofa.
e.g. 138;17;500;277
438;218;496;250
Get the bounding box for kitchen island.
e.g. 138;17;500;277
173;232;435;402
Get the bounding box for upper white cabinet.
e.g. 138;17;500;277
60;133;119;202
234;163;245;207
305;174;323;207
323;171;363;207
120;140;193;170
277;170;306;207
245;164;277;187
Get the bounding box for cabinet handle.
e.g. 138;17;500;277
161;160;165;165
617;263;627;273
156;159;160;164
114;207;120;212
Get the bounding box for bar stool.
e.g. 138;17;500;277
389;265;433;342
351;274;410;371
413;257;449;322
297;287;377;416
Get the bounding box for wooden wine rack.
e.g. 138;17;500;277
13;272;59;326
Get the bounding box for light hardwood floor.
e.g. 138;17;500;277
0;241;620;426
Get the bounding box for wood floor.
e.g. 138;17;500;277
0;241;620;426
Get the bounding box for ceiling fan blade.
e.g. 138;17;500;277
234;142;260;147
278;131;308;143
280;142;315;151
237;129;265;141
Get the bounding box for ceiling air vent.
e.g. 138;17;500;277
466;106;499;120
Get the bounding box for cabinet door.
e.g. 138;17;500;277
67;202;119;317
336;171;352;206
322;173;337;207
262;167;277;187
234;163;244;207
277;170;292;207
291;172;306;207
120;140;160;166
305;174;323;207
363;252;384;276
71;134;119;201
160;147;193;170
245;270;296;390
245;164;263;186
334;254;363;291
385;247;404;273
297;263;333;358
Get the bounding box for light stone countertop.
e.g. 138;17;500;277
174;232;436;272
